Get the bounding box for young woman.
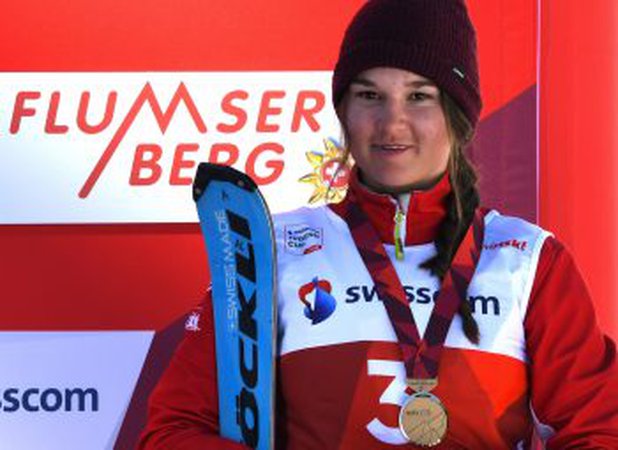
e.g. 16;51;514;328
139;1;618;448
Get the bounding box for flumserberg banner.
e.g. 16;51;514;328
0;72;346;223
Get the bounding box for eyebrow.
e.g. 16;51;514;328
350;77;437;88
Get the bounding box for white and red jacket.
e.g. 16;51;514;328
139;173;618;449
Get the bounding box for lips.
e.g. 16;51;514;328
372;144;413;153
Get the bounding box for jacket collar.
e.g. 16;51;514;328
329;167;451;245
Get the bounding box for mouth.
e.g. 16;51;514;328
372;144;413;153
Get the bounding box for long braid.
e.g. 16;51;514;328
420;93;481;344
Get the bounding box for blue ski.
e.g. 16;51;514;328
193;163;276;450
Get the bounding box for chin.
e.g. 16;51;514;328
361;169;443;194
369;180;416;194
379;175;442;193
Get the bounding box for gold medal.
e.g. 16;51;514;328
399;379;447;447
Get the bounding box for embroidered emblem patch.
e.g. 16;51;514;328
284;224;323;255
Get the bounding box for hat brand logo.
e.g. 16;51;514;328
452;67;466;79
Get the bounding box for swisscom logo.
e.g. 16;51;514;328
297;277;337;324
0;387;99;413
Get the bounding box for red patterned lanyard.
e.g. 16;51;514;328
342;196;484;380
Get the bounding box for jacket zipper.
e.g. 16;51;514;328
394;204;406;261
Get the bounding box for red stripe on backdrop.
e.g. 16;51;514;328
539;0;618;339
0;0;535;117
0;224;208;330
467;0;537;118
0;0;364;71
0;0;538;331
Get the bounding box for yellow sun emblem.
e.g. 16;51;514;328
298;137;351;204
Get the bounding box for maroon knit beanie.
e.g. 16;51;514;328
332;0;482;128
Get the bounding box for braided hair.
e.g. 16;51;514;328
420;91;480;344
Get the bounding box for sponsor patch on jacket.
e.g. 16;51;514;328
185;311;201;332
298;277;336;324
284;224;323;255
483;239;528;251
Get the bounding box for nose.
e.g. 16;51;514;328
379;99;407;136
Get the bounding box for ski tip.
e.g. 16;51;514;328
193;163;259;202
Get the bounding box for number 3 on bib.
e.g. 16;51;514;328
366;359;410;445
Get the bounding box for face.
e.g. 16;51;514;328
339;67;451;193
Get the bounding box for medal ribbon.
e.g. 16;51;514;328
342;195;484;380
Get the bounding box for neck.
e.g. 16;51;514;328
358;171;447;195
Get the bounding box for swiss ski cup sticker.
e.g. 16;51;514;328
284;224;323;255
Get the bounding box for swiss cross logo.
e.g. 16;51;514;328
321;159;347;187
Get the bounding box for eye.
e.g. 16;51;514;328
409;92;433;102
354;90;380;101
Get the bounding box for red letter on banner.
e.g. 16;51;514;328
246;142;285;185
170;143;199;185
78;91;117;134
257;91;285;132
130;144;163;185
217;90;249;133
45;92;69;134
209;143;239;166
292;91;325;132
11;91;41;134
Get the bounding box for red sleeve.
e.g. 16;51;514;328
525;237;618;449
138;291;250;450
